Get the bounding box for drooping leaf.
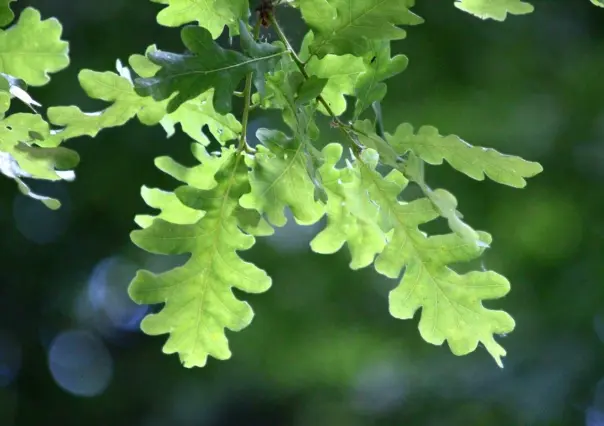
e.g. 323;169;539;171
0;8;69;86
310;143;386;269
454;0;534;21
354;41;408;119
240;128;324;227
356;150;514;366
150;0;248;39
386;123;543;187
129;148;271;368
134;24;284;114
0;0;15;27
299;0;423;57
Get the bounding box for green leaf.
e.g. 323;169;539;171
352;119;401;168
310;144;386;269
240;128;324;227
134;24;284;114
0;0;14;27
47;67;166;145
299;0;423;57
150;0;248;39
356;153;514;366
295;75;328;105
48;60;239;146
159;90;242;145
592;0;604;7
354;41;408;119
386;123;543;187
0;8;69;86
134;186;203;228
454;0;534;21
0;100;78;208
129;148;271;368
299;31;365;116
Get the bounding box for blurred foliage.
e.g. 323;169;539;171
0;1;603;426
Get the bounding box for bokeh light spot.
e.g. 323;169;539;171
48;330;113;397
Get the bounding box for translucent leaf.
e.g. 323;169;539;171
592;0;604;7
357;152;514;366
354;41;408;118
48;63;239;146
0;8;69;86
150;0;248;39
454;0;534;21
47;69;166;145
299;0;423;57
159;90;242;145
134;23;284;114
0;100;78;208
352;119;400;167
129;148;271;368
134;186;203;228
386;123;543;187
0;0;14;27
240;128;324;227
299;32;365;116
310;143;386;269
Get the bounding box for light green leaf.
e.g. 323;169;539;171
159;90;242;145
0;101;78;208
592;0;604;7
310;144;386;269
129;148;271;368
357;153;514;366
299;31;365;116
387;123;543;187
151;0;248;39
454;0;534;21
299;0;423;57
0;0;15;27
401;152;481;247
354;41;408;118
352;119;400;168
0;8;69;86
47;68;166;145
240;128;324;227
134;23;284;114
134;186;203;228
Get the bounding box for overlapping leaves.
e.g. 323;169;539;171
0;95;78;209
134;22;284;114
123;0;549;369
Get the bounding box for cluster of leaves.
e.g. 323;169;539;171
6;0;600;369
0;2;76;209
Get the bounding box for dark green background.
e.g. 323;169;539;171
0;1;603;425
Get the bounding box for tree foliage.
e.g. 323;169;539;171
2;0;601;369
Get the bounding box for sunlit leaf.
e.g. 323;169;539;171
299;0;423;57
130;148;271;368
454;0;534;21
0;8;69;86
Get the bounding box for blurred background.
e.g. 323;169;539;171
0;0;603;425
